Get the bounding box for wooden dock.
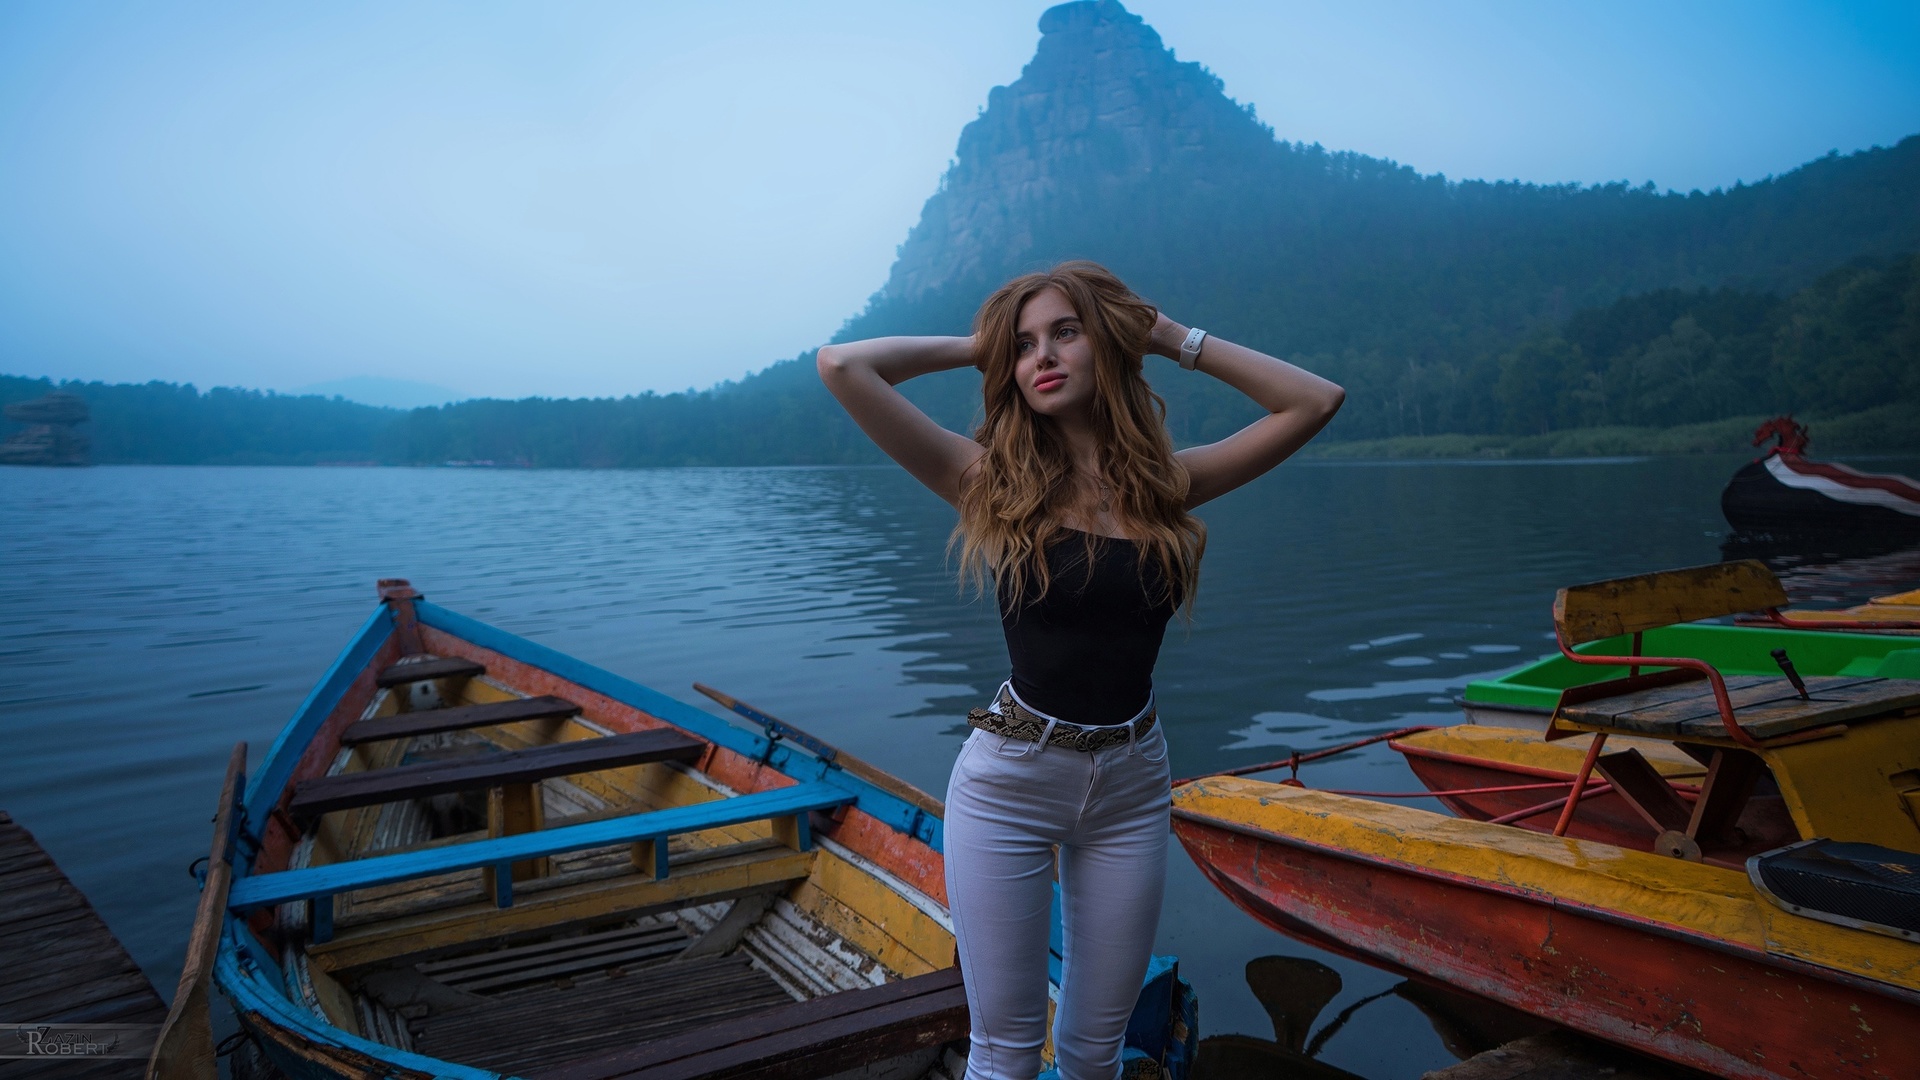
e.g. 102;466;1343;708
1;809;168;1079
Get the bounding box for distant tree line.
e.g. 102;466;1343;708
1311;252;1919;440
3;254;1913;467
0;377;395;465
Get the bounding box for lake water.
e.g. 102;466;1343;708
5;456;1917;1077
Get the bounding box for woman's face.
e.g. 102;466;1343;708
1013;287;1097;419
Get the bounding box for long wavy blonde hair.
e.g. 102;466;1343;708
954;261;1205;611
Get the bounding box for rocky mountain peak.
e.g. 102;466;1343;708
873;1;1273;305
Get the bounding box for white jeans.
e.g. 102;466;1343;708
943;710;1171;1080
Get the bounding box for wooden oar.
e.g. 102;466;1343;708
693;683;944;819
147;742;246;1080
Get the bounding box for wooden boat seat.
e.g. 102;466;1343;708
288;729;705;827
376;655;486;687
1557;674;1920;742
341;695;582;746
1545;560;1920;748
535;965;968;1080
232;780;857;942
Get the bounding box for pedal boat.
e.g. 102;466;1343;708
1175;562;1920;1080
1459;625;1920;730
1722;417;1920;538
166;581;1195;1080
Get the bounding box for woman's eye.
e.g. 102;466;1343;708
1017;339;1034;353
1057;326;1077;340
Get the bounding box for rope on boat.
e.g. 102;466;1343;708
1178;725;1709;819
1173;725;1437;787
1310;779;1599;799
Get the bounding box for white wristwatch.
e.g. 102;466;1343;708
1178;327;1207;370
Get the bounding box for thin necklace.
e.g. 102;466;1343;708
1094;477;1113;513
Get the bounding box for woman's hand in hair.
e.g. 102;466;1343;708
1168;330;1345;508
1147;311;1191;359
816;337;986;505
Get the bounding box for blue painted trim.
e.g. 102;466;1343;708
229;782;854;911
216;923;506;1080
414;601;945;852
243;605;395;843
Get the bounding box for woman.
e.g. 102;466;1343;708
817;262;1343;1080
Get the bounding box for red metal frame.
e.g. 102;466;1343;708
1753;607;1920;632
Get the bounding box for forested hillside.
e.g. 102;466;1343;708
5;0;1916;466
6;252;1914;464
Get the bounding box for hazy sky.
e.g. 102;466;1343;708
3;2;1917;402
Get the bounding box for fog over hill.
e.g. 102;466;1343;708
7;0;1917;465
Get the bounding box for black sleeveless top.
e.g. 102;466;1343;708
997;530;1178;725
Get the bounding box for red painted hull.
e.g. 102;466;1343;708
1172;810;1920;1080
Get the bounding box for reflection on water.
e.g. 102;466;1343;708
3;454;1918;1078
1193;955;1549;1078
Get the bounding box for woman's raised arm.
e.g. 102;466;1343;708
1157;316;1345;508
816;337;986;505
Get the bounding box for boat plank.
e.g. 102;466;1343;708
0;812;166;1080
341;694;582;746
309;843;815;973
290;728;705;823
539;966;966;1080
236;782;850;913
788;880;939;978
1559;676;1920;740
600;983;967;1080
376;656;486;687
1677;680;1920;740
414;954;797;1074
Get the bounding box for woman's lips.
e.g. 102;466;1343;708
1032;373;1067;392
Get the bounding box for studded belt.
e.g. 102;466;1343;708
966;686;1157;753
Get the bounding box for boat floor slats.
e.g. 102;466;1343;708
452;937;690;995
411;954;796;1075
1560;675;1920;740
419;918;683;975
0;812;166;1079
419;921;694;995
341;694;584;746
540;966;968;1080
377;656;487;687
290;728;706;822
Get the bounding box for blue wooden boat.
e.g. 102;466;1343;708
166;581;1196;1080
